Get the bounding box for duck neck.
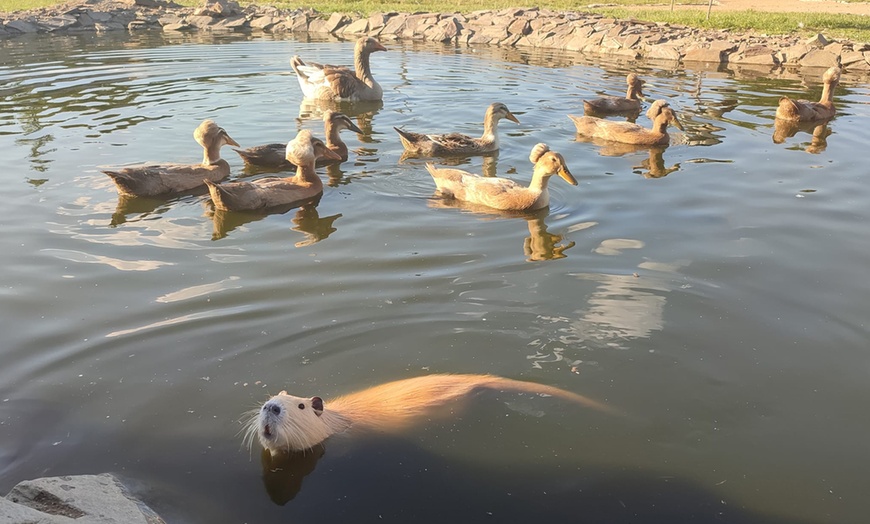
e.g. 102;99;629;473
626;84;642;100
651;117;669;134
202;144;222;165
293;161;324;189
325;124;348;161
528;168;551;207
355;51;376;87
819;80;837;107
480;114;500;144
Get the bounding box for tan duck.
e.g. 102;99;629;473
583;73;646;114
291;37;387;101
569;100;683;146
426;143;577;212
205;130;340;212
395;102;520;156
233;111;363;169
102;120;239;197
776;66;841;122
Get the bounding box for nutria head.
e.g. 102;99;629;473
248;392;334;454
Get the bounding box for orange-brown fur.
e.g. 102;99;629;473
245;373;618;455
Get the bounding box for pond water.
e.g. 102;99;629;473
1;30;868;524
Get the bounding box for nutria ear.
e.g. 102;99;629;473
311;396;324;417
279;390;288;396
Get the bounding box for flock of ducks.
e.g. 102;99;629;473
101;36;843;216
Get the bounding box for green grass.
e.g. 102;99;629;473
2;0;869;41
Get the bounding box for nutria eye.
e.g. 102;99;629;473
298;403;305;410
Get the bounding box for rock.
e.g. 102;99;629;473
5;19;39;33
186;14;217;28
799;48;839;68
342;18;368;35
249;15;277;30
127;19;150;30
38;15;77;31
324;12;349;33
803;33;829;49
3;474;165;524
684;45;726;63
647;45;681;61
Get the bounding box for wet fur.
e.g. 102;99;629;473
245;373;617;455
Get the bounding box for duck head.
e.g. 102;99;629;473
530;143;577;186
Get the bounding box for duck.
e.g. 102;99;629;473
102;120;239;197
569;100;683;146
205;130;340;212
425;143;578;212
233;111;363;169
291;37;387;101
776;66;841;122
583;73;646;114
395;102;520;156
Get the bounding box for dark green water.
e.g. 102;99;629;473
1;30;868;524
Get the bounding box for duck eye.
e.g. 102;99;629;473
298;403;305;410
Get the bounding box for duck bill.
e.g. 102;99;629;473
346;121;363;134
559;167;578;186
223;132;240;148
374;41;388;52
320;146;342;161
506;112;520;124
670;116;684;131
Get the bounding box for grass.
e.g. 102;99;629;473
2;0;869;41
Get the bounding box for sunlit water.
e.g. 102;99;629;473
1;30;868;523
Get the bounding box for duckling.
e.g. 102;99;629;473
205;130;340;212
583;73;645;114
776;66;841;122
426;143;577;212
569;100;683;146
395;102;520;156
102;120;239;197
233;111;363;169
291;37;387;101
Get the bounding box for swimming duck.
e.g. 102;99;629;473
776;66;841;122
426;143;577;212
569;100;683;146
583;73;645;114
205;130;340;212
102;120;239;197
395;102;520;156
233;111;363;169
291;37;387;101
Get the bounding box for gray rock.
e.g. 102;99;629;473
186;14;217;28
249;15;277;30
683;45;726;63
342;18;368;35
324;12;349;33
647;44;681;61
3;474;165;524
799;48;839;68
39;15;77;31
803;33;829;49
127;19;150;30
6;19;38;33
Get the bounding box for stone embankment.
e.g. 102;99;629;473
2;0;868;71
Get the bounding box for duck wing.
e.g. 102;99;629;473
233;144;294;168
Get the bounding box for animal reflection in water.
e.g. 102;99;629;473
773;118;833;155
575;134;681;179
259;445;325;505
298;98;382;145
208;198;341;244
428;199;575;261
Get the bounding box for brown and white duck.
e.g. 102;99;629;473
205;130;340;212
776;66;841;122
233;111;363;169
395;102;520;156
291;37;387;101
425;143;577;212
102;120;239;197
583;73;646;114
569;100;683;146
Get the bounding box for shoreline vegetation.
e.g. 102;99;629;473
2;0;867;74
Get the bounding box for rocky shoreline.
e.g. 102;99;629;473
2;0;868;72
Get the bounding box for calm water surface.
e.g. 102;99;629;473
1;31;868;524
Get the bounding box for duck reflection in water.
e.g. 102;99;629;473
773;118;833;155
298;98;382;145
259;445;326;506
209;196;341;244
575;135;681;179
110;194;173;227
427;200;575;261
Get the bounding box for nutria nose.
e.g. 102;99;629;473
263;403;281;415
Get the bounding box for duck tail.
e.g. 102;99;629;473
290;55;309;81
204;179;228;209
103;170;139;196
